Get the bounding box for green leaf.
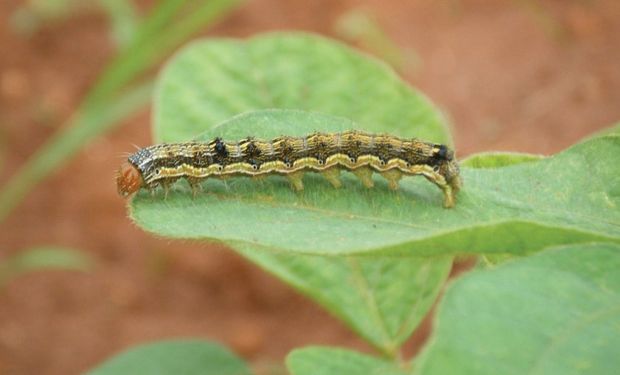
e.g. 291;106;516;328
238;243;452;354
154;32;449;144
131;109;620;257
159;113;452;353
461;151;543;169
0;246;93;286
414;243;620;375
287;346;409;375
86;339;250;375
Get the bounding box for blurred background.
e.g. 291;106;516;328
0;0;619;374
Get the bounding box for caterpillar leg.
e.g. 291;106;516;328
352;167;374;188
321;168;342;188
441;184;456;208
142;182;156;198
423;173;457;208
161;180;171;199
380;169;402;191
287;171;305;191
187;177;203;199
162;177;181;199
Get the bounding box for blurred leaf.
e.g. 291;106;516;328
154;33;449;144
0;246;92;286
238;242;452;355
287;346;409;375
0;0;244;222
99;0;138;47
414;243;620;375
334;8;420;73
132;109;620;257
86;339;250;375
461;151;543;169
89;0;244;104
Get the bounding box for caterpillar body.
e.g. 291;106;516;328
117;131;462;208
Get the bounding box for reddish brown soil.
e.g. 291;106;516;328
1;1;619;374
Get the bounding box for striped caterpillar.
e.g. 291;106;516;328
117;131;462;208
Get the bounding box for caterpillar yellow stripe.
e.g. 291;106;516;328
117;131;462;208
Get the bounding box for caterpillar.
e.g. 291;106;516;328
117;131;462;208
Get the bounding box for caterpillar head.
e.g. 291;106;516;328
116;162;143;197
442;159;462;193
433;144;462;193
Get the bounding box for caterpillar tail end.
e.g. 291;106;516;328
442;174;462;209
442;187;455;208
116;162;143;198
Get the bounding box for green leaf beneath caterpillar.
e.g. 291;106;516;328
134;110;456;351
131;109;620;257
138;33;457;350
